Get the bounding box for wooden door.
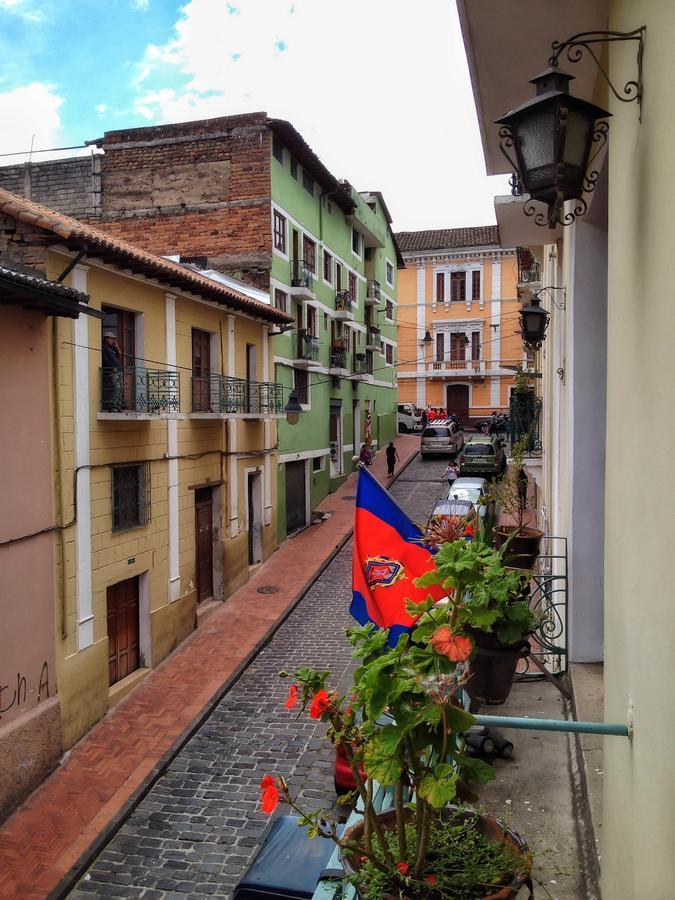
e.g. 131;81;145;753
446;384;470;425
106;577;139;686
192;329;211;412
292;229;299;272
195;487;213;602
450;333;466;362
285;461;306;535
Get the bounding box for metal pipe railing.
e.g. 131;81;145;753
474;714;630;737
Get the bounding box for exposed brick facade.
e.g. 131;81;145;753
0;113;274;288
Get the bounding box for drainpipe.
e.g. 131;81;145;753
51;316;68;639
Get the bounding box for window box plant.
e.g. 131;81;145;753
261;561;534;896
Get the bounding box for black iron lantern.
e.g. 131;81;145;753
420;328;432;347
519;294;550;349
496;68;611;228
283;390;302;425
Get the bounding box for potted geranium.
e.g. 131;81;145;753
415;529;539;706
491;438;543;570
261;604;533;897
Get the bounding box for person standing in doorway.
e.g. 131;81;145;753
102;331;124;411
386;441;399;477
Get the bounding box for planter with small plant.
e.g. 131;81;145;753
491;438;543;571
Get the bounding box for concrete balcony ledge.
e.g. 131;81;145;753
97;411;186;421
289;284;316;301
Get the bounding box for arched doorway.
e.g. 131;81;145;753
446;383;470;425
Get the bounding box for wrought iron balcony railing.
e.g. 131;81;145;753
100;366;180;414
353;352;367;375
516;247;541;285
366;279;381;300
509;392;543;453
297;330;319;361
330;347;348;370
192;373;284;415
335;290;353;312
291;259;314;291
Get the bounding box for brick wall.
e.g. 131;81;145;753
0;113;274;288
0;157;100;219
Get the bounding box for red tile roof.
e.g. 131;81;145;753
395;226;500;254
0;187;292;324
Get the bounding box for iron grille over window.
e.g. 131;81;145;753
112;462;150;533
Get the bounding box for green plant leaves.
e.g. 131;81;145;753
418;763;459;808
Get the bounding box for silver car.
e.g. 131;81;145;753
420;420;465;457
441;477;494;520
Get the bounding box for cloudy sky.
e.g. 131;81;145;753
0;0;509;230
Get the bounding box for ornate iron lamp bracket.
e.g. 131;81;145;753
549;27;646;120
536;286;567;311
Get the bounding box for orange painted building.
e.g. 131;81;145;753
395;227;524;423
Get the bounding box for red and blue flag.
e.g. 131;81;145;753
350;467;445;647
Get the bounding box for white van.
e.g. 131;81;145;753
398;403;422;433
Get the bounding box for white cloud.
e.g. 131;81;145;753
96;103;108;114
131;0;150;10
133;0;510;228
0;83;67;164
0;0;45;21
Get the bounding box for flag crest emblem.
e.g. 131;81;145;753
365;556;404;588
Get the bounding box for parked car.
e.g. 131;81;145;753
458;436;506;477
420;420;465;457
397;402;422;433
442;476;495;521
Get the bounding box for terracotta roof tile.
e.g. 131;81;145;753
0;187;292;325
395;226;500;254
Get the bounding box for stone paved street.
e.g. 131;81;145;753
70;455;448;899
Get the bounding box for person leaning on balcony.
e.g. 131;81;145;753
102;332;124;411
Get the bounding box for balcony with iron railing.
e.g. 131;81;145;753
290;260;315;297
329;345;348;373
353;351;373;381
192;373;284;417
509;391;543;454
295;330;320;367
334;290;354;319
365;325;381;349
365;280;381;305
100;366;180;417
516;247;541;286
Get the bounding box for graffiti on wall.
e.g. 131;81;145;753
0;662;51;719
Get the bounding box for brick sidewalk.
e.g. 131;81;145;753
0;435;419;900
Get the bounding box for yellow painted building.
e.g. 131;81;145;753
395;228;524;423
0;188;291;754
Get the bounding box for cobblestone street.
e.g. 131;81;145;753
71;455;448;899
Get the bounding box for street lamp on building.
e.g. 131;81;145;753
419;329;432;348
519;293;550;349
283;390;302;425
496;67;611;228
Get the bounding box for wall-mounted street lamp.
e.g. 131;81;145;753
496;28;644;229
419;329;432;348
283;390;303;425
519;293;550;349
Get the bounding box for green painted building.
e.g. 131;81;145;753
268;122;402;538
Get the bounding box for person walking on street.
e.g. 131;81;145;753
386;441;399;477
488;410;498;437
420;408;429;432
442;459;460;487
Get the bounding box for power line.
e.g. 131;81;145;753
0;143;88;159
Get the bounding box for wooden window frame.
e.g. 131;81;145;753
450;271;466;303
112;462;150;533
294;367;309;405
303;235;316;274
273;210;287;253
472;270;481;301
436;272;445;303
302;169;314;196
323;250;333;284
274;288;288;313
272;134;284;163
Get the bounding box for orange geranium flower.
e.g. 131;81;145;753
260;775;279;814
309;689;332;719
430;626;473;662
285;684;299;710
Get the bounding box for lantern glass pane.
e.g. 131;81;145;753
515;109;556;191
561;107;594;197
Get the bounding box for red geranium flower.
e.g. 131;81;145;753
309;689;332;719
285;684;299;710
396;861;409;876
464;524;474;537
260;775;279;814
430;626;473;662
426;874;437;885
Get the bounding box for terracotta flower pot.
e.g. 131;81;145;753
465;628;531;706
493;526;543;570
341;806;531;899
